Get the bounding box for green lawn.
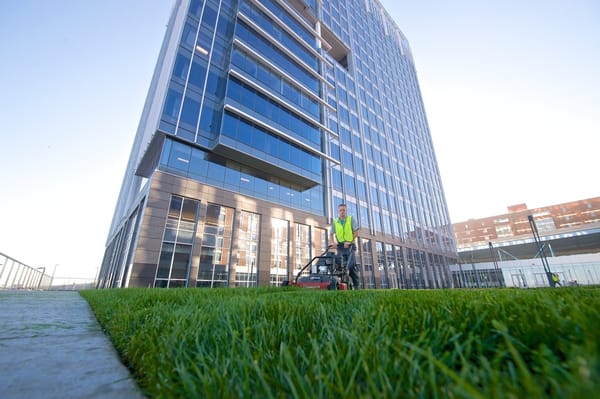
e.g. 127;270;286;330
81;287;600;398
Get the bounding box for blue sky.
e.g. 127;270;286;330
0;1;598;281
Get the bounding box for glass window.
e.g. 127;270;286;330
216;12;235;38
173;52;191;80
251;128;265;148
168;141;191;172
294;223;310;271
182;22;198;48
235;211;260;287
197;204;234;287
231;49;244;68
359;238;375;289
243;53;257;76
156;242;174;279
254;93;268;115
226;77;242;102
260;0;314;44
239;125;252;146
179;95;201;128
385;243;398;288
224;167;239;188
197;27;212;51
270;218;289;286
201;4;218;28
168;196;183;218
155;196;200;287
188;58;207;89
158;141;325;216
344;173;356;195
222;111;238;137
199;104;217;133
332;168;342;190
189;0;202;18
359;205;370;229
181;199;198;221
330;142;340;161
206;161;226;182
163;87;182;120
205;70;226;97
257;64;271;85
227;77;320;145
342;149;353;169
235;22;319;93
171;244;192;279
283;81;300;104
376;241;389;288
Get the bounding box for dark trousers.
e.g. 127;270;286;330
337;244;360;289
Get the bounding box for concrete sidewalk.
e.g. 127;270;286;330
0;290;145;399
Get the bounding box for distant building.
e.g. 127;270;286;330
451;197;600;288
97;0;456;289
454;197;600;249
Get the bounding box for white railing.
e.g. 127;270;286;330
0;251;52;290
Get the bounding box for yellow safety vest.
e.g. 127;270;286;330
334;216;354;243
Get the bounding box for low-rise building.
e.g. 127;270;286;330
451;197;600;288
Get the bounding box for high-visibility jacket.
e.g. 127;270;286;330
334;216;355;243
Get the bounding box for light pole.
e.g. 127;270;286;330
488;242;504;287
527;215;555;287
50;264;59;287
94;266;99;288
36;267;46;289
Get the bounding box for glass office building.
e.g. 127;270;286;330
97;0;457;289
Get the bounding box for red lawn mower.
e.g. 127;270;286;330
284;249;351;290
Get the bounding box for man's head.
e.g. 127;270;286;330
337;203;347;219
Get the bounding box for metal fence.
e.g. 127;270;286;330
0;251;52;290
450;253;600;288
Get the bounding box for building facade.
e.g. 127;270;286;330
98;0;456;289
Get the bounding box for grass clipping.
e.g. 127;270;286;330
81;287;600;398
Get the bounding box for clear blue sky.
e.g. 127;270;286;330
1;1;598;280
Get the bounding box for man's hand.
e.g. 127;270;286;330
343;242;351;248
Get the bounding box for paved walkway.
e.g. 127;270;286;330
0;290;145;399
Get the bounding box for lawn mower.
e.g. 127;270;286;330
283;249;351;290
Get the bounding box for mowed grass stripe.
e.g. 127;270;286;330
81;287;600;398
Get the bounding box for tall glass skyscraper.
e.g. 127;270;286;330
98;0;457;289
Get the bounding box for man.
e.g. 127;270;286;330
551;272;562;287
330;203;360;289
